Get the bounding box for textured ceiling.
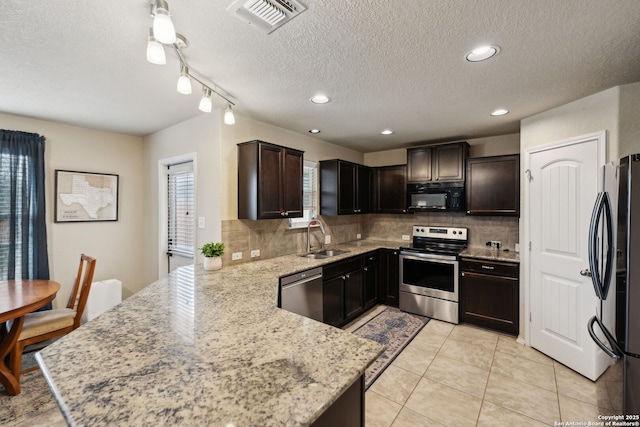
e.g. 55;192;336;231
1;1;640;152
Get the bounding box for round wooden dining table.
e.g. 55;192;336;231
0;280;60;396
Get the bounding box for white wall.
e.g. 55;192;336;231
219;113;364;220
0;113;145;304
619;82;640;158
142;112;223;284
521;87;620;161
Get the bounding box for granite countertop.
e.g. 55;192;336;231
36;240;394;426
459;247;520;263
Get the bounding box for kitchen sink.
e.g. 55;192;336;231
298;249;349;259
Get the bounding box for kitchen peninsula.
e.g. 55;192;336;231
36;242;389;426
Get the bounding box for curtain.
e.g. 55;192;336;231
0;130;50;285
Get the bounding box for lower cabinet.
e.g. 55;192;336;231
322;250;380;327
460;258;519;335
380;249;400;308
363;251;379;309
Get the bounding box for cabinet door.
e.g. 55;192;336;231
258;144;284;219
375;165;407;213
282;149;304;217
363;262;379;309
380;249;400;307
466;154;520;216
356;166;373;213
344;269;364;320
433;143;466;181
460;271;519;335
338;162;357;214
323;276;344;327
407;147;432;182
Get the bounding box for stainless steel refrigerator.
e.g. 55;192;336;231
588;153;640;415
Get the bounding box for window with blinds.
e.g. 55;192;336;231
167;166;195;257
289;160;317;228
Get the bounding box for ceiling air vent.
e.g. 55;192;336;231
226;0;307;34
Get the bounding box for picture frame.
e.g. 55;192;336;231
54;170;119;222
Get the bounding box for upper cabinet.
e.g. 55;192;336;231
320;160;373;215
407;142;469;183
375;165;407;213
466;154;520;216
237;140;304;220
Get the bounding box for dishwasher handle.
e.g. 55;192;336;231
281;273;323;289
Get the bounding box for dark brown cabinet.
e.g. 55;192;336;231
380;248;400;307
460;258;519;335
323;256;363;327
407;142;468;183
466;154;520;216
320;160;373;215
363;251;379;309
375;165;407;213
237;140;304;220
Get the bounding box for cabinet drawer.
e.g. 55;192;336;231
363;250;379;266
460;258;518;278
323;256;364;280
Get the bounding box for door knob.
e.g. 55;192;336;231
580;269;592;277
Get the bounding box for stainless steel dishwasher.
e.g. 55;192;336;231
279;267;323;322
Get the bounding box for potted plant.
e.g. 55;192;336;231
200;242;224;271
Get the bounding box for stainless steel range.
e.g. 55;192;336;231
399;225;468;324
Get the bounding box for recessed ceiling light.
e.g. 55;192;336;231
380;129;394;135
466;45;500;62
490;108;509;116
308;129;321;134
310;94;330;104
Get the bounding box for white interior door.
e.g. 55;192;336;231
526;131;610;381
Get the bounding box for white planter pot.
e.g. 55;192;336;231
203;256;222;271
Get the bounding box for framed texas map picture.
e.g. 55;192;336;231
54;170;119;222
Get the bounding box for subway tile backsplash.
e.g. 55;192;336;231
221;213;518;265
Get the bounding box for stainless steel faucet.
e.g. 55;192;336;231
307;219;326;253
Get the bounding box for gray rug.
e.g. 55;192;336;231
0;353;57;425
353;307;429;389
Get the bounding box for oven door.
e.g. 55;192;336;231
399;253;459;302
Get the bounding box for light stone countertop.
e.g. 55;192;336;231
459;247;520;263
36;240;398;426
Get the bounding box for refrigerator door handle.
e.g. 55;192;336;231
588;315;622;360
588;192;614;300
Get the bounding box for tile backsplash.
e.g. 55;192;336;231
221;213;518;265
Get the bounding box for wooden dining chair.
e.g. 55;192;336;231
8;254;96;381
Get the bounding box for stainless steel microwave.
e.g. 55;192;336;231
407;182;465;212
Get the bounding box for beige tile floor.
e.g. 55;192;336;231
12;305;622;427
347;306;623;427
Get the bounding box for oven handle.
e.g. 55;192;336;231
399;253;458;264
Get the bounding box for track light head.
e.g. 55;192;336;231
151;0;176;44
146;28;166;65
224;103;236;125
199;88;212;113
177;65;192;94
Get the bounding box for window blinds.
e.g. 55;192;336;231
167;166;194;257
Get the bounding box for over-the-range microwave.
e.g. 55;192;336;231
407;182;465;212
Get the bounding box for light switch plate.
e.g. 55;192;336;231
402;235;410;241
356;233;361;239
198;217;205;229
251;249;260;258
232;252;242;260
325;235;331;244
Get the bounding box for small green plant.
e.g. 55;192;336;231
200;242;224;258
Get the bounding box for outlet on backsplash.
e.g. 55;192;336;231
486;240;502;249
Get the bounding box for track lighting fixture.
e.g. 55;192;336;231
145;0;237;123
151;0;176;44
224;103;236;125
177;65;192;95
199;88;212;113
146;28;166;65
